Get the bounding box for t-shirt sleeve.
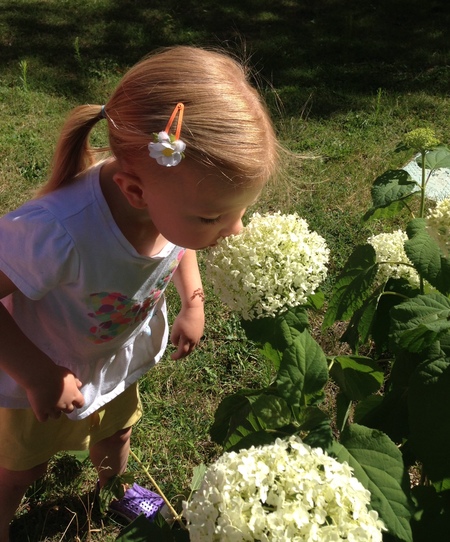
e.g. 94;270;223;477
0;204;79;300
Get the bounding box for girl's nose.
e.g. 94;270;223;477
220;218;243;238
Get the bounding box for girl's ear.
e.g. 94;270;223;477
113;171;148;209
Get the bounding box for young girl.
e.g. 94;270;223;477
0;45;279;540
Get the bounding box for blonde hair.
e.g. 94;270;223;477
39;46;279;195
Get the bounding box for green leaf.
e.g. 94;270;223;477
258;342;283;371
363;169;417;221
323;244;378;329
340;289;381;351
235;408;329;453
371;279;420;354
395;142;409;153
353;395;383;424
354;386;410;444
390;292;450;353
303;417;334;452
227;430;286;452
405;218;450;295
433;477;450;493
306;290;325;310
251;393;292;429
335;391;353;431
409;355;450;481
390;344;438;388
241;313;283;346
224;407;264;449
210;390;295;449
241;305;309;350
100;473;135;514
116;513;176;541
209;392;254;446
417;145;450;170
330;355;384;401
440;330;450;357
278;307;311;342
371;169;417;206
399;318;450;352
363;198;412;222
276;328;328;408
294;405;329;432
190;464;207;492
333;424;413;542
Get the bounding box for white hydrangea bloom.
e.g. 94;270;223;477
426;197;450;256
183;436;386;541
206;212;330;320
368;230;420;287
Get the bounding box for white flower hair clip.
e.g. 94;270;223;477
148;102;186;167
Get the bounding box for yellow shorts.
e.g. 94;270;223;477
0;382;142;471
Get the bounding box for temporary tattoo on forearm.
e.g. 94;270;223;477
191;288;205;302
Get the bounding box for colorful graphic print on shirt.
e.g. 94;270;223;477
87;249;185;344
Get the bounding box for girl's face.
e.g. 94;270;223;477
141;161;264;250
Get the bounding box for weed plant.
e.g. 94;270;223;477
1;0;450;540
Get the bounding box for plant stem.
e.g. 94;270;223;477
418;149;427;293
419;149;426;219
129;449;187;530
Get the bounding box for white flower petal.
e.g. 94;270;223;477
148;132;185;167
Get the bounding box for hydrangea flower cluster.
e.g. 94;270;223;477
367;230;420;287
206;212;329;320
426;197;450;256
403;128;439;151
183;436;386;541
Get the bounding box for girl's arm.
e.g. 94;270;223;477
170;249;205;360
0;271;84;421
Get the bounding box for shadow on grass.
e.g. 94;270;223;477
9;490;110;542
7;453;115;542
1;0;449;115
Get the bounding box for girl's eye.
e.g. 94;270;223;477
200;217;221;225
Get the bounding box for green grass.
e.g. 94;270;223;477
2;0;450;539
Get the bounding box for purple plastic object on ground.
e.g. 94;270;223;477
109;483;165;522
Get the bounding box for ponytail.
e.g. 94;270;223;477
37;105;108;196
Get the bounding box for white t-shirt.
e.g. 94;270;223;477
0;162;185;419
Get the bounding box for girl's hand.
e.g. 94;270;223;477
0;276;84;421
25;365;85;422
170;305;205;360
